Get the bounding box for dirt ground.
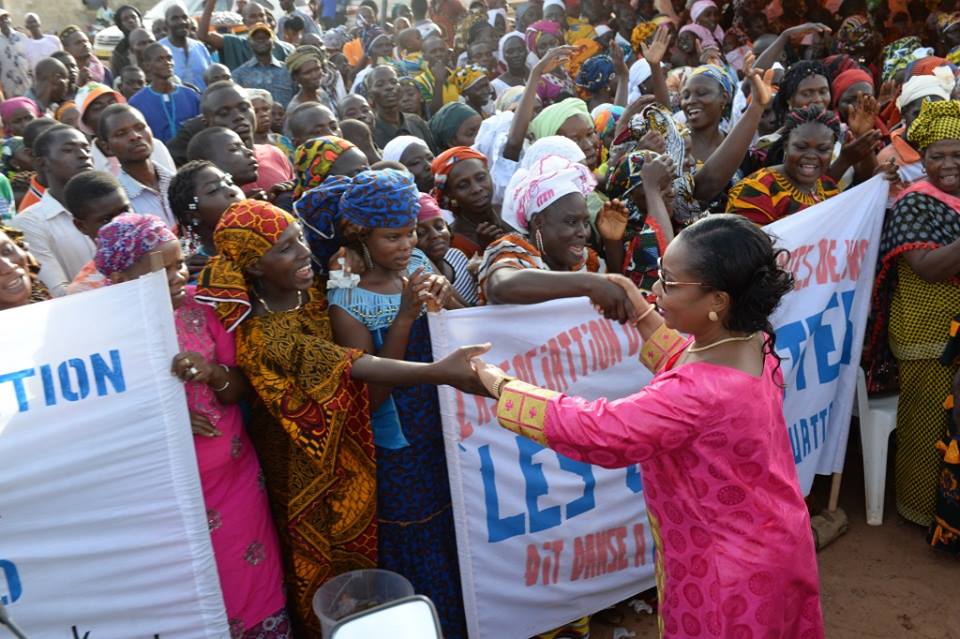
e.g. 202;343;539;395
587;422;960;639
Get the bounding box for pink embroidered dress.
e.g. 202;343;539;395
494;326;825;639
175;287;288;638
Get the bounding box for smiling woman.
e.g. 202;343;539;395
0;226;48;311
726;106;843;225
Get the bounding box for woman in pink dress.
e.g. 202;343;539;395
94;213;289;638
473;214;825;639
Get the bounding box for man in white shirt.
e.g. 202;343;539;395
11;125;95;296
160;3;213;90
0;9;32;97
100;104;177;229
75;82;177;177
22;14;62;72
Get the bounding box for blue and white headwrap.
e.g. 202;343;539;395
340;169;420;229
576;55;615;94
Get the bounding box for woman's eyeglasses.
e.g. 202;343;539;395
657;257;704;293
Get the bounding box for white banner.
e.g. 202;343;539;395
767;176;887;493
0;272;229;638
429;177;887;639
429;305;658;639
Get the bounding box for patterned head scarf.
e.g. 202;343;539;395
294;174;350;270
430;102;480;150
0;97;41;136
339;169;420;229
361;25;391;57
294;136;359;198
285;44;323;74
610;103;685;180
322;26;350;50
458;10;491;47
936;12;960;36
690;0;724;45
831;68;874;109
529;97;591;140
687;64;735;97
882;37;924;83
907;99;960;150
504;155;596;232
565;39;601;79
94;213;178;279
430;146;488;199
592;103;624;139
525;20;562;55
196;200;295;331
451;64;488;94
631;22;657;53
836;15;880;55
575;55;615;94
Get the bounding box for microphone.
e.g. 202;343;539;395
0;602;28;639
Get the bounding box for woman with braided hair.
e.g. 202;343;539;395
865;99;960;526
726;106;843;225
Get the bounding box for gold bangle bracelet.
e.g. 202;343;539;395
633;304;656;326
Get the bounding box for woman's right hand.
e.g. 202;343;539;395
398;267;431;321
641;154;676;192
532;45;576;77
606;273;652;317
477;222;505;248
641;24;672;66
587;274;638;324
781;22;832;41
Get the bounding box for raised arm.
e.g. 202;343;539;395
693;56;774;200
503;46;576;161
610;40;629;108
754;23;830;72
199;0;225;50
639;25;671;110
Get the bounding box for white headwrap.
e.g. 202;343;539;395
628;59;652;104
502;156;596;233
594;24;612;38
897;65;955;110
501;139;589;232
472;111;515;205
543;0;565;14
487;8;507;27
498;32;525;64
382;136;426;163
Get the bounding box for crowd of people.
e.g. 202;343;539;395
2;0;960;637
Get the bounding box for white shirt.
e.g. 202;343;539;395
22;34;61;72
92;142;175;178
118;162;176;230
10;190;95;297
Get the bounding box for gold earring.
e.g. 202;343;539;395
708;311;719;322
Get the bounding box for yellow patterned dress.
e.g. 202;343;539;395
236;288;378;637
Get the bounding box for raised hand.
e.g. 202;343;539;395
597;199;630;241
640;153;676;191
782;22;832;41
609;38;628;75
533;45;577;76
641;24;672;66
847;93;880;137
742;52;775;108
839;129;882;166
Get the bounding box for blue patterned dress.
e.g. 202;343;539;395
328;249;466;639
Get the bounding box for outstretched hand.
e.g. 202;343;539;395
436;343;493;396
471;358;511;399
641;24;672;67
847;93;880;138
743;53;775;109
597;199;630;241
533;45;577;77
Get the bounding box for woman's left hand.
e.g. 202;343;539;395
422;273;453;312
172;352;215;384
609;38;628;75
743;53;775;109
847;93;879;138
597;199;629;241
839;129;882;165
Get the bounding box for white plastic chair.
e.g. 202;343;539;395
853;367;899;526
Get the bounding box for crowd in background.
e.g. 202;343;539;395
2;0;960;637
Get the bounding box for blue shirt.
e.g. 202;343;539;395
233;56;296;108
160;38;213;91
129;86;202;143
